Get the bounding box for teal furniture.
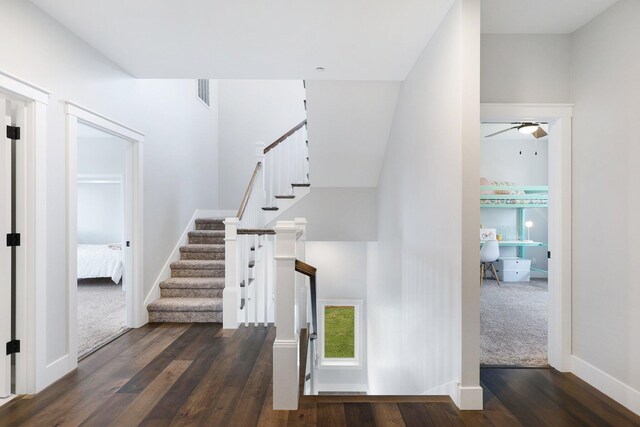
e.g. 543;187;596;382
480;185;548;275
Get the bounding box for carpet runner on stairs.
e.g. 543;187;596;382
147;218;225;323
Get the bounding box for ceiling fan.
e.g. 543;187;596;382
485;122;548;139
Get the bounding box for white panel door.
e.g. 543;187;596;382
0;97;12;398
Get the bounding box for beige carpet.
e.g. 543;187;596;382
481;279;548;367
77;279;127;358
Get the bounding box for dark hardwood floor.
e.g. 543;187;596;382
0;323;638;426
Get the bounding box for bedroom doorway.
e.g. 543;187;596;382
480;104;573;372
480;122;550;367
76;122;129;358
66;102;144;364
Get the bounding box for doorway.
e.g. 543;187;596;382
66;102;144;364
480;104;573;372
75;122;130;358
480;122;550;366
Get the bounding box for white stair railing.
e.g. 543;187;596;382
224;121;309;330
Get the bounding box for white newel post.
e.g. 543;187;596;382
295;218;308;329
223;217;240;329
273;221;300;410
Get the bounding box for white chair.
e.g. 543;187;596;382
480;240;501;286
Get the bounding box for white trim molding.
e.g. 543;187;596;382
318;299;364;368
456;385;484;411
481;103;574;373
0;70;48;394
65;102;145;381
572;356;640;416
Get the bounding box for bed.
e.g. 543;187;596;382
77;244;123;284
480;179;548;208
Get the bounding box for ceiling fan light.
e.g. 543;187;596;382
518;124;539;134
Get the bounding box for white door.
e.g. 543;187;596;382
0;97;12;398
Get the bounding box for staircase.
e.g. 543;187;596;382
147;218;226;322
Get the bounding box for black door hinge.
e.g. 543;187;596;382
6;233;20;247
305;373;311;382
548;251;551;259
6;340;20;355
6;125;20;140
126;241;131;247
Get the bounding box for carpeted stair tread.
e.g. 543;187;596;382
188;230;225;237
170;260;225;270
147;297;222;312
180;244;225;252
195;218;226;230
160;277;225;289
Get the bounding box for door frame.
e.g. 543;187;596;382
65;102;145;364
480;103;573;371
0;70;49;395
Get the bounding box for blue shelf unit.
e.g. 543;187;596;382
480;185;549;275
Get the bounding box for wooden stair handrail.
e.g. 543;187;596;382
295;259;317;277
296;259;318;342
237;162;262;220
263;120;307;154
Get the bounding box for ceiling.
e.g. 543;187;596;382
29;0;454;80
481;0;619;33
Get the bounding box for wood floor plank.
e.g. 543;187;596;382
423;403;466;426
18;324;189;427
108;360;192;426
397;403;437;427
287;400;317;426
458;383;522;427
371;403;407;426
317;403;347;427
518;369;614;427
344;402;376;427
0;326;157;427
118;323;205;393
139;323;227;426
77;392;135;427
482;369;584;427
169;326;259;425
227;326;277;427
257;378;289;427
5;324;640;427
200;327;270;425
541;369;640;426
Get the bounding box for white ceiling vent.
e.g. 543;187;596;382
197;79;210;107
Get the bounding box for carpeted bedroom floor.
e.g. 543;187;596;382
77;279;127;358
481;278;548;367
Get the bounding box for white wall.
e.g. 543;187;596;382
306;242;368;391
77;133;127;244
368;0;480;401
571;0;640;412
480;137;549;273
218;80;305;210
481;34;572;103
268;188;377;241
305;81;400;187
0;0;219;389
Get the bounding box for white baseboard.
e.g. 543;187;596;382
572;355;640;416
142;209;236;324
0;394;17;407
38;354;73;393
454;385;483;410
315;383;369;393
